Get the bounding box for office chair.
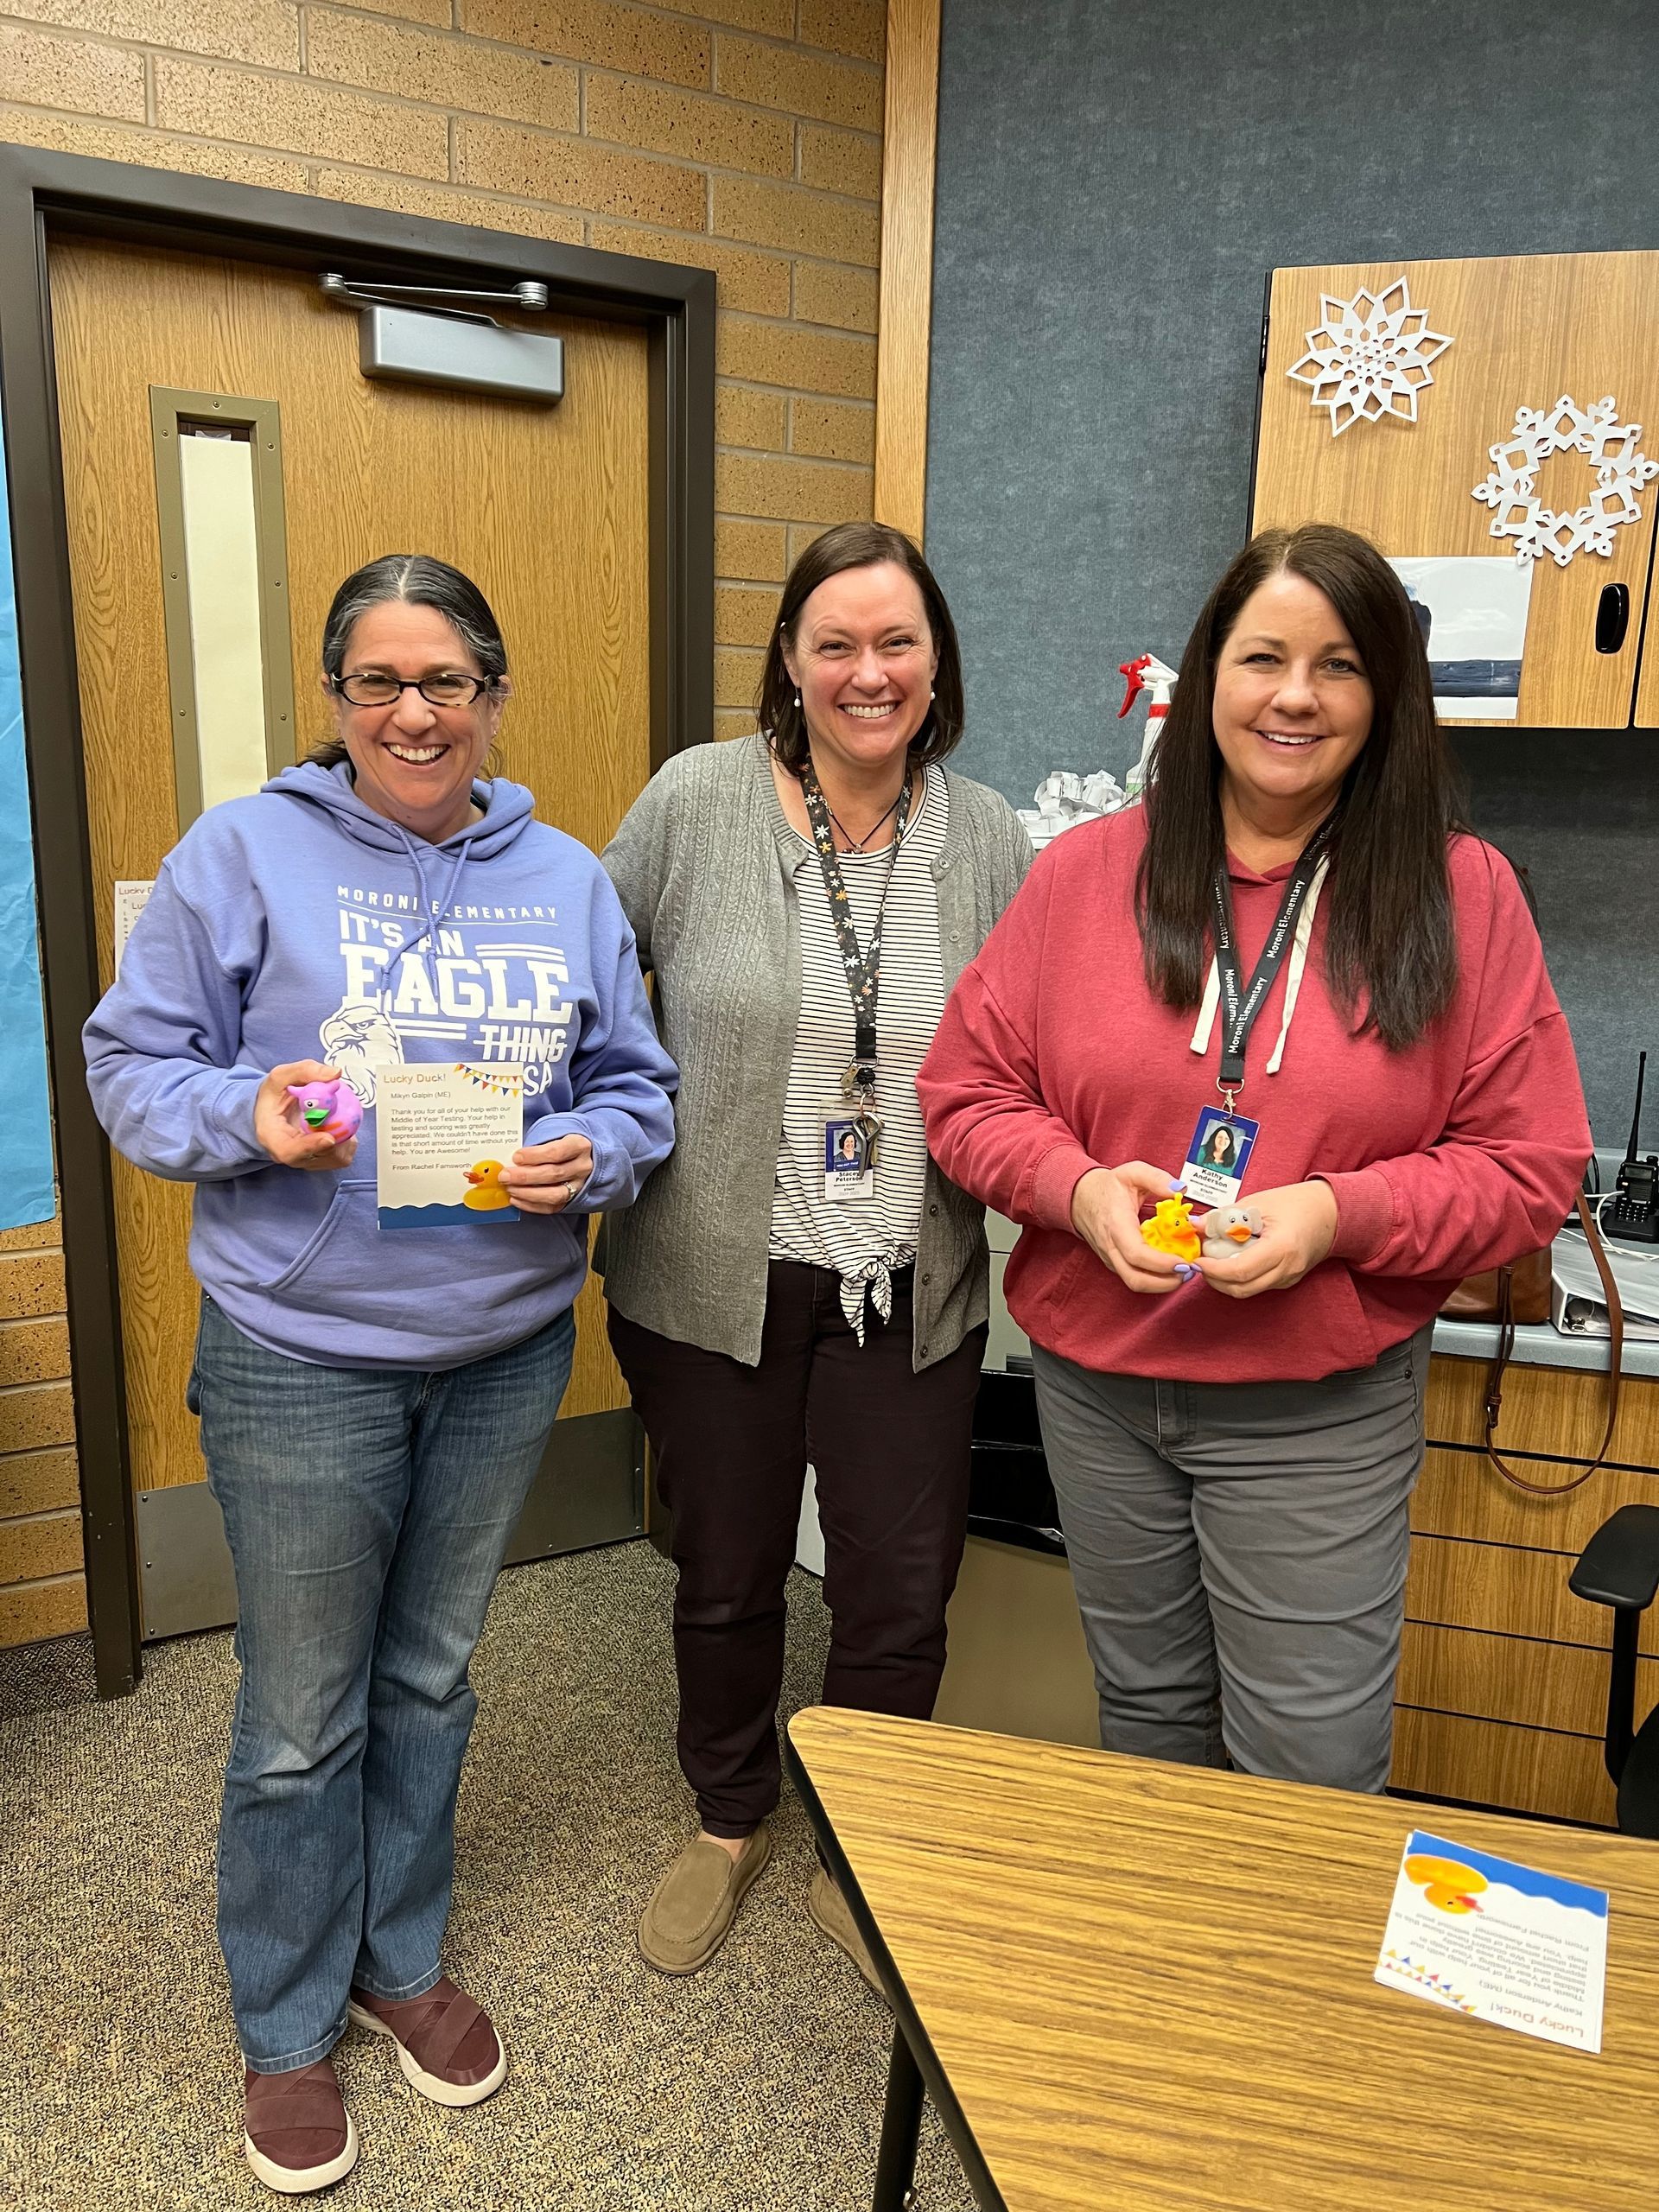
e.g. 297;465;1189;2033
1569;1504;1659;1839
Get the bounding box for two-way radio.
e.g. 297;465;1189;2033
1604;1051;1659;1243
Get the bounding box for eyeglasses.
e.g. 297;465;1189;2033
331;671;495;708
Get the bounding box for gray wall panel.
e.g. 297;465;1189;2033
926;0;1658;1138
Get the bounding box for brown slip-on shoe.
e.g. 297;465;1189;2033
809;1865;886;1998
637;1822;772;1974
243;2056;359;2195
347;1976;505;2108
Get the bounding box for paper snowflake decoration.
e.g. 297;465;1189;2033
1471;394;1659;567
1285;279;1452;437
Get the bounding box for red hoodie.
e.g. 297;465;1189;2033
917;809;1591;1382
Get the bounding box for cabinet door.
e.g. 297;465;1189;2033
1254;251;1659;728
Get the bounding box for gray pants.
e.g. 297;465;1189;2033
1032;1328;1431;1793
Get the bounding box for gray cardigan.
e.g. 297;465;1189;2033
597;732;1032;1369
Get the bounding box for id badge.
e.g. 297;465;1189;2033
823;1103;880;1201
1180;1105;1260;1208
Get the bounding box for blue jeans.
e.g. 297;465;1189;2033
192;1294;575;2072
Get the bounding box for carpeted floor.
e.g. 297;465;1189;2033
1;1543;976;2211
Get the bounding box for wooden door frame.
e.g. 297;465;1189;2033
0;145;715;1700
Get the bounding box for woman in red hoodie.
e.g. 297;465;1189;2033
918;524;1590;1792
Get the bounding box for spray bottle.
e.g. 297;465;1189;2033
1117;653;1179;803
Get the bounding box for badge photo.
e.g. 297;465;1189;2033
1181;1106;1259;1207
823;1113;875;1201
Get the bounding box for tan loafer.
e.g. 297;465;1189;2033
243;2056;358;2195
809;1865;885;1997
637;1822;772;1974
347;1976;505;2107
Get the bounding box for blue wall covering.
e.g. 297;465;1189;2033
925;0;1658;1138
0;409;56;1231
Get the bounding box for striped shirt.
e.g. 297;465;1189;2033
769;764;948;1338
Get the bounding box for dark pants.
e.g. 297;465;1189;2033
609;1261;986;1835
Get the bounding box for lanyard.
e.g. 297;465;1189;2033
1210;815;1338;1103
798;763;914;1076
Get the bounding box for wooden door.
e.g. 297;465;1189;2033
1255;251;1659;728
49;233;651;1542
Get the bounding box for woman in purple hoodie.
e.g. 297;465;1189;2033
84;556;677;2196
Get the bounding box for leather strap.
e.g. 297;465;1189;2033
1482;1194;1623;1495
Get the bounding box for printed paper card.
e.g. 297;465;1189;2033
1374;1829;1607;2054
375;1063;524;1230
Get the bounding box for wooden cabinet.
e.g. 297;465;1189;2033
1392;1352;1659;1825
1253;251;1659;728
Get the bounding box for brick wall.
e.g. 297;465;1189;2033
0;0;887;1646
0;1217;80;1646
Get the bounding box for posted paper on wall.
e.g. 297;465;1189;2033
1375;1829;1607;2053
375;1063;524;1229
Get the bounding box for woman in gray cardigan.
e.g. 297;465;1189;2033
600;522;1030;1984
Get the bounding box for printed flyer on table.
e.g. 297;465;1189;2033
1375;1829;1608;2053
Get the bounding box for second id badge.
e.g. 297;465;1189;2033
823;1103;880;1201
1180;1105;1260;1208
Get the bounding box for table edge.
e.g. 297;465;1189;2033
782;1724;1011;2212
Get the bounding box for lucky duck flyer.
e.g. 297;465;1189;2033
1374;1829;1608;2054
374;1063;525;1228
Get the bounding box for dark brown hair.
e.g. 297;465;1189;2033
1135;523;1468;1051
308;554;508;772
758;521;965;773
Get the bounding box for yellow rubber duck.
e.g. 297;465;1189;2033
1140;1194;1201;1262
461;1160;512;1210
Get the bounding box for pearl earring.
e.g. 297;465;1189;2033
794;691;802;709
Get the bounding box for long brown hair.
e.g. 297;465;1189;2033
757;521;965;772
1135;524;1468;1051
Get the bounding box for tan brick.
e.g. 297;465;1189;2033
0;1253;67;1322
315;169;586;244
336;0;452;21
308;10;580;130
715;707;757;741
716;451;869;524
715;582;779;647
0;23;145;120
792;257;878;334
715;517;788;582
0;1510;81;1586
798;122;880;200
0;1573;86;1647
715;645;765;709
659;0;791;30
715;33;880;131
717;315;874;398
0;105;313;188
791;394;874;465
3;0;299;69
0;1383;75;1455
715;382;786;451
459;118;705;228
154;59;448;176
713;175;876;265
0;1319;70;1389
460;0;709;89
584;74;791;179
0;1217;57;1255
0;1446;79;1520
589;221;789;314
800;0;886;65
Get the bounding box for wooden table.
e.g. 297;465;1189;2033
785;1708;1659;2212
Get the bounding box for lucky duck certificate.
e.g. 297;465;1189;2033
374;1063;525;1229
1374;1828;1608;2054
